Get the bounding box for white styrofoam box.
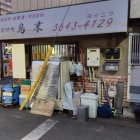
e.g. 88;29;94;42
30;61;44;86
80;93;99;118
19;94;30;108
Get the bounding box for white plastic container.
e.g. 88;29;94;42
80;93;98;118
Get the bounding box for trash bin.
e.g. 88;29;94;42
77;105;89;122
80;93;99;118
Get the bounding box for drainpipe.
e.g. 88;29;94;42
0;42;3;78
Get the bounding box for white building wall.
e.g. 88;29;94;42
130;0;140;18
12;0;102;13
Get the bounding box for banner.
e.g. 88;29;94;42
0;0;128;40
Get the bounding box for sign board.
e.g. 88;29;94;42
12;44;26;79
0;0;128;40
130;0;140;18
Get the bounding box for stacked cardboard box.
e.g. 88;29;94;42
19;80;31;108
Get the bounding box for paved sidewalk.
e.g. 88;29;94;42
0;107;140;140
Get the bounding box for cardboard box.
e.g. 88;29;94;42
21;85;31;94
19;94;30;108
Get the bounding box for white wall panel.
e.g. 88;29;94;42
60;0;68;6
18;0;24;12
130;0;140;18
52;0;60;7
24;0;31;11
38;0;45;9
12;0;103;13
85;0;100;2
31;0;38;10
45;0;52;8
12;0;18;12
68;0;76;5
76;0;84;4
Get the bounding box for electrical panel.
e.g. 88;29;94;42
113;48;120;59
87;48;100;67
105;48;120;60
105;48;112;59
105;62;119;71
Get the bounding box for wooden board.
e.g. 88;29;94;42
30;98;55;117
12;44;26;79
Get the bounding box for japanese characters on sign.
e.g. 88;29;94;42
0;12;44;22
0;12;44;34
0;0;128;40
0;21;44;34
52;12;114;33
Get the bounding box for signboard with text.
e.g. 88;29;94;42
0;0;128;40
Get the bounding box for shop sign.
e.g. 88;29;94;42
0;0;128;40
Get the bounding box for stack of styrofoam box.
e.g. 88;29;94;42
36;62;60;99
30;61;44;86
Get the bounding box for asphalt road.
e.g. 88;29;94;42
0;107;140;140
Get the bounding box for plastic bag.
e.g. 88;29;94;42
76;62;83;76
70;61;77;75
97;103;112;118
63;82;74;110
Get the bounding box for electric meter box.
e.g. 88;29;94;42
105;62;119;71
87;48;100;67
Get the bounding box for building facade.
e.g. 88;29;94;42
0;0;11;15
1;0;138;116
0;0;11;78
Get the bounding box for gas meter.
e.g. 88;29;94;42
87;48;100;67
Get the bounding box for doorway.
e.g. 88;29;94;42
128;33;140;102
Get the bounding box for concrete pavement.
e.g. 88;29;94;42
0;107;140;140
